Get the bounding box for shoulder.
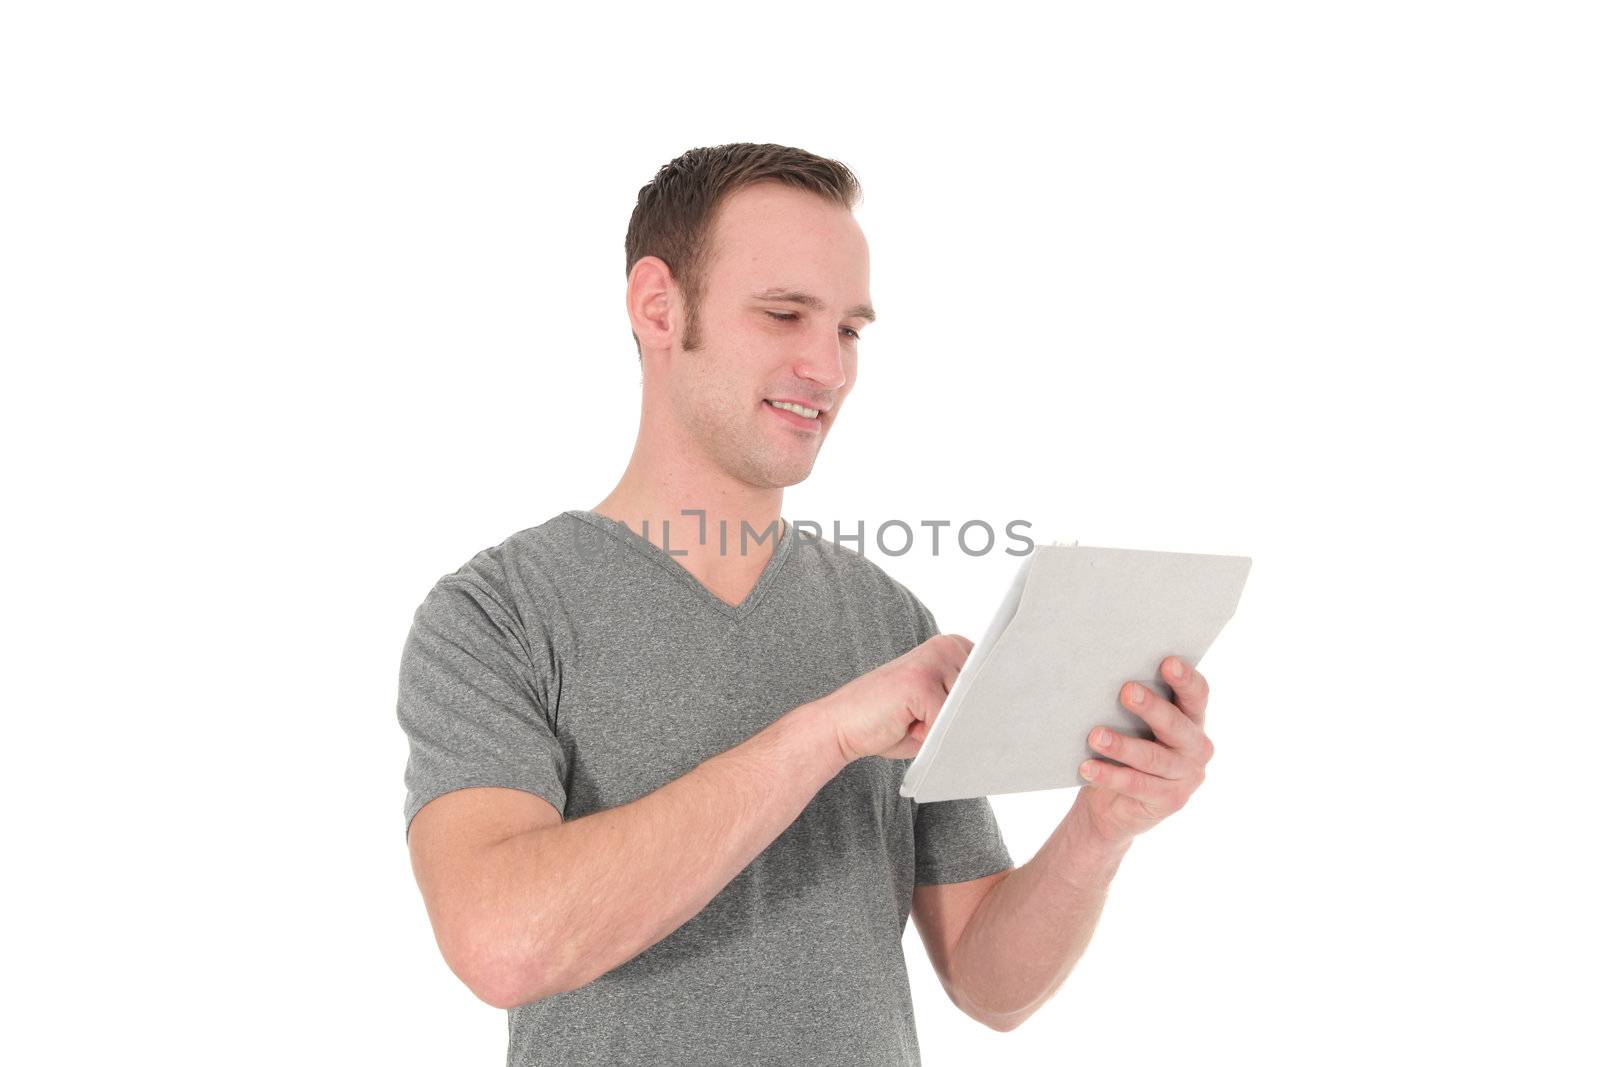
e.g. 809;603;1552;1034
412;512;584;634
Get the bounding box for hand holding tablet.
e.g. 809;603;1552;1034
900;543;1252;803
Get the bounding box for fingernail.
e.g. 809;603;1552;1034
1170;659;1185;680
1130;684;1145;705
1081;760;1098;779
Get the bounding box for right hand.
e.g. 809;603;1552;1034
815;634;975;763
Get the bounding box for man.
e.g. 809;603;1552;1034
397;143;1215;1065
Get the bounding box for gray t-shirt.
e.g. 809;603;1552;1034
398;509;1013;1066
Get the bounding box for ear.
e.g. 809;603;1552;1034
626;256;678;355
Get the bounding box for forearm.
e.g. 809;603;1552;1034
475;700;849;1007
950;806;1133;1029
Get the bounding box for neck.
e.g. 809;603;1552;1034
590;437;786;582
590;483;787;561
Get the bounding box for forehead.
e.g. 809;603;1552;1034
703;181;869;292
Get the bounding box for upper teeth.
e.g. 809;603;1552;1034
770;401;819;418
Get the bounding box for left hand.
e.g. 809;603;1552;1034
1072;656;1214;848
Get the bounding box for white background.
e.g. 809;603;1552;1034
4;2;1596;1063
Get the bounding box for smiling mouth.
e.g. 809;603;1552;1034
763;399;827;434
766;399;821;419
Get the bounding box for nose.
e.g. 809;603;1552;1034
794;324;849;391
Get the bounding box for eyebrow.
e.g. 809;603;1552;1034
751;287;876;323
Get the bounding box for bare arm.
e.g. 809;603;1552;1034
414;699;849;1009
941;660;1215;1029
408;633;970;1011
944;806;1131;1029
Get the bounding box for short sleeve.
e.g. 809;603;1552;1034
397;572;569;842
905;591;1014;886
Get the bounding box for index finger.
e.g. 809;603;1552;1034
1162;656;1209;727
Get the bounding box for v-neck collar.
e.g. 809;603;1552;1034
563;509;796;622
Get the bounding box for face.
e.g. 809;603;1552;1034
664;181;871;489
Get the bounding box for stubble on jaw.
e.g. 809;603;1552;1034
714;404;822;489
670;307;824;489
667;383;819;491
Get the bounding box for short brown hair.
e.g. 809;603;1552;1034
624;143;863;355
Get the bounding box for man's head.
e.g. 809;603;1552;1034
623;143;873;490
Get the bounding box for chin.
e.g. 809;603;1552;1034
752;468;812;490
752;457;818;489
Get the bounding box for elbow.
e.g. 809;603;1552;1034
465;950;557;1011
968;999;1031;1032
475;982;533;1013
980;1009;1028;1033
450;923;562;1011
955;984;1032;1033
468;965;525;1012
475;931;581;1010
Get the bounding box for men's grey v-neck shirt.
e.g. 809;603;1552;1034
397;510;1013;1066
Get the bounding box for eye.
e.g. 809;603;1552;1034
764;310;860;341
